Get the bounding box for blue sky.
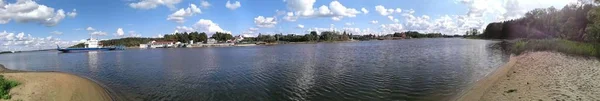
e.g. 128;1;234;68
0;0;581;50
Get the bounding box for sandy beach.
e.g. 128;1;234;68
458;51;600;101
0;65;112;101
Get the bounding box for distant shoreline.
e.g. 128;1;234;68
0;64;113;101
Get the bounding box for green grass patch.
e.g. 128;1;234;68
0;75;20;99
507;39;600;57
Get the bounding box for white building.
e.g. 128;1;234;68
140;40;176;48
206;38;217;44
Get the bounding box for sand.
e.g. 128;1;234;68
0;65;112;101
458;51;600;101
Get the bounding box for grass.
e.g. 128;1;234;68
507;39;600;57
0;75;19;99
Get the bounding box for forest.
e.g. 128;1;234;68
479;3;599;43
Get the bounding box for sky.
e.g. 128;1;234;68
0;0;589;51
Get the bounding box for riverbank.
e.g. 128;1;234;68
0;65;111;101
458;51;600;101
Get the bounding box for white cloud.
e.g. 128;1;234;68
225;1;241;10
193;19;230;34
254;16;277;28
380;24;404;33
283;12;298;22
116;28;125;37
200;0;211;8
370;20;379;24
285;0;316;16
375;5;401;16
0;0;73;26
361;8;369;14
345;22;354;26
167;4;201;23
387;16;400;23
50;31;63;35
91;31;107;36
1;30;76;51
128;31;142;37
86;27;96;31
249;27;259;31
284;0;362;21
67;9;77;18
297;24;305;29
129;0;182;10
175;26;196;33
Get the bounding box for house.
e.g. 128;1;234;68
234;35;245;42
141;40;175;48
206;38;217;44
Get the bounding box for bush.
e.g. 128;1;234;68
508;39;599;57
0;75;19;99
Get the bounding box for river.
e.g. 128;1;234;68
0;38;509;101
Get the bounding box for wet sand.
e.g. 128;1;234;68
0;65;111;101
458;52;600;101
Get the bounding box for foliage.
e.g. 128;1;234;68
480;4;595;42
508;39;599;57
402;31;443;38
210;32;233;42
69;43;86;48
164;32;209;43
101;37;161;47
0;75;19;99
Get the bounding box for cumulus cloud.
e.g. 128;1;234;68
283;12;298;22
254;16;277;28
193;19;230;34
167;4;201;23
50;31;63;35
249;27;259;31
0;0;75;26
375;5;401;16
116;28;125;37
284;0;362;21
129;31;142;37
370;20;379;24
380;24;404;33
91;31;107;36
174;26;195;33
1;31;76;51
86;27;96;31
129;0;182;10
200;0;211;8
388;16;399;23
67;9;77;18
345;22;354;26
297;24;304;29
225;1;241;10
361;8;369;14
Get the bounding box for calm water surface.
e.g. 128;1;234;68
0;38;509;101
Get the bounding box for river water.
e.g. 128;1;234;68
0;38;509;101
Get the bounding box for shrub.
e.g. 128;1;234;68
0;75;19;99
508;39;599;57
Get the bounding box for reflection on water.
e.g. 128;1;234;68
0;38;508;101
88;51;99;74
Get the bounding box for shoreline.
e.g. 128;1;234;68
455;55;517;101
0;65;112;101
457;51;600;101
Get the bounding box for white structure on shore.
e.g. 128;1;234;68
139;40;176;48
206;38;217;44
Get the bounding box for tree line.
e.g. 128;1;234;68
478;3;600;43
